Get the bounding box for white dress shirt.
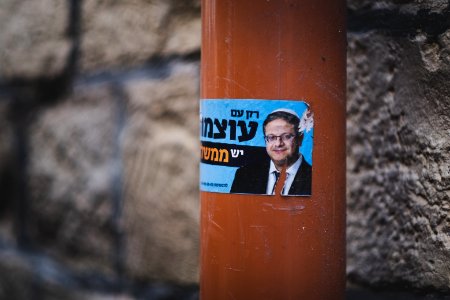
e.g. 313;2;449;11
266;156;303;195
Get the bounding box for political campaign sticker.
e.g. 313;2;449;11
200;99;313;196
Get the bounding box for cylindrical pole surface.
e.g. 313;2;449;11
200;1;346;299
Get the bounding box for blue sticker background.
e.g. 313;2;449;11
200;99;313;194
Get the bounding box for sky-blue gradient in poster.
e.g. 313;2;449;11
200;99;313;194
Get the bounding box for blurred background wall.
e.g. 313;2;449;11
0;0;449;299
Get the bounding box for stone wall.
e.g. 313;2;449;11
346;0;450;294
0;0;449;298
0;0;201;298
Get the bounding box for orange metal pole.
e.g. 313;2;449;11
200;1;346;299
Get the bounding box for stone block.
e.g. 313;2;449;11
162;1;201;55
122;61;200;283
81;0;170;72
0;0;71;79
28;85;120;275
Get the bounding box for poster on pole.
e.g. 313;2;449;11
200;99;313;196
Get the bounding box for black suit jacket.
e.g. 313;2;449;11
230;158;312;196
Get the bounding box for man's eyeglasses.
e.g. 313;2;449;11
264;133;296;143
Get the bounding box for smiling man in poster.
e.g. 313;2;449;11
230;108;313;196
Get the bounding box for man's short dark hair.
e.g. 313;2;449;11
263;111;300;135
